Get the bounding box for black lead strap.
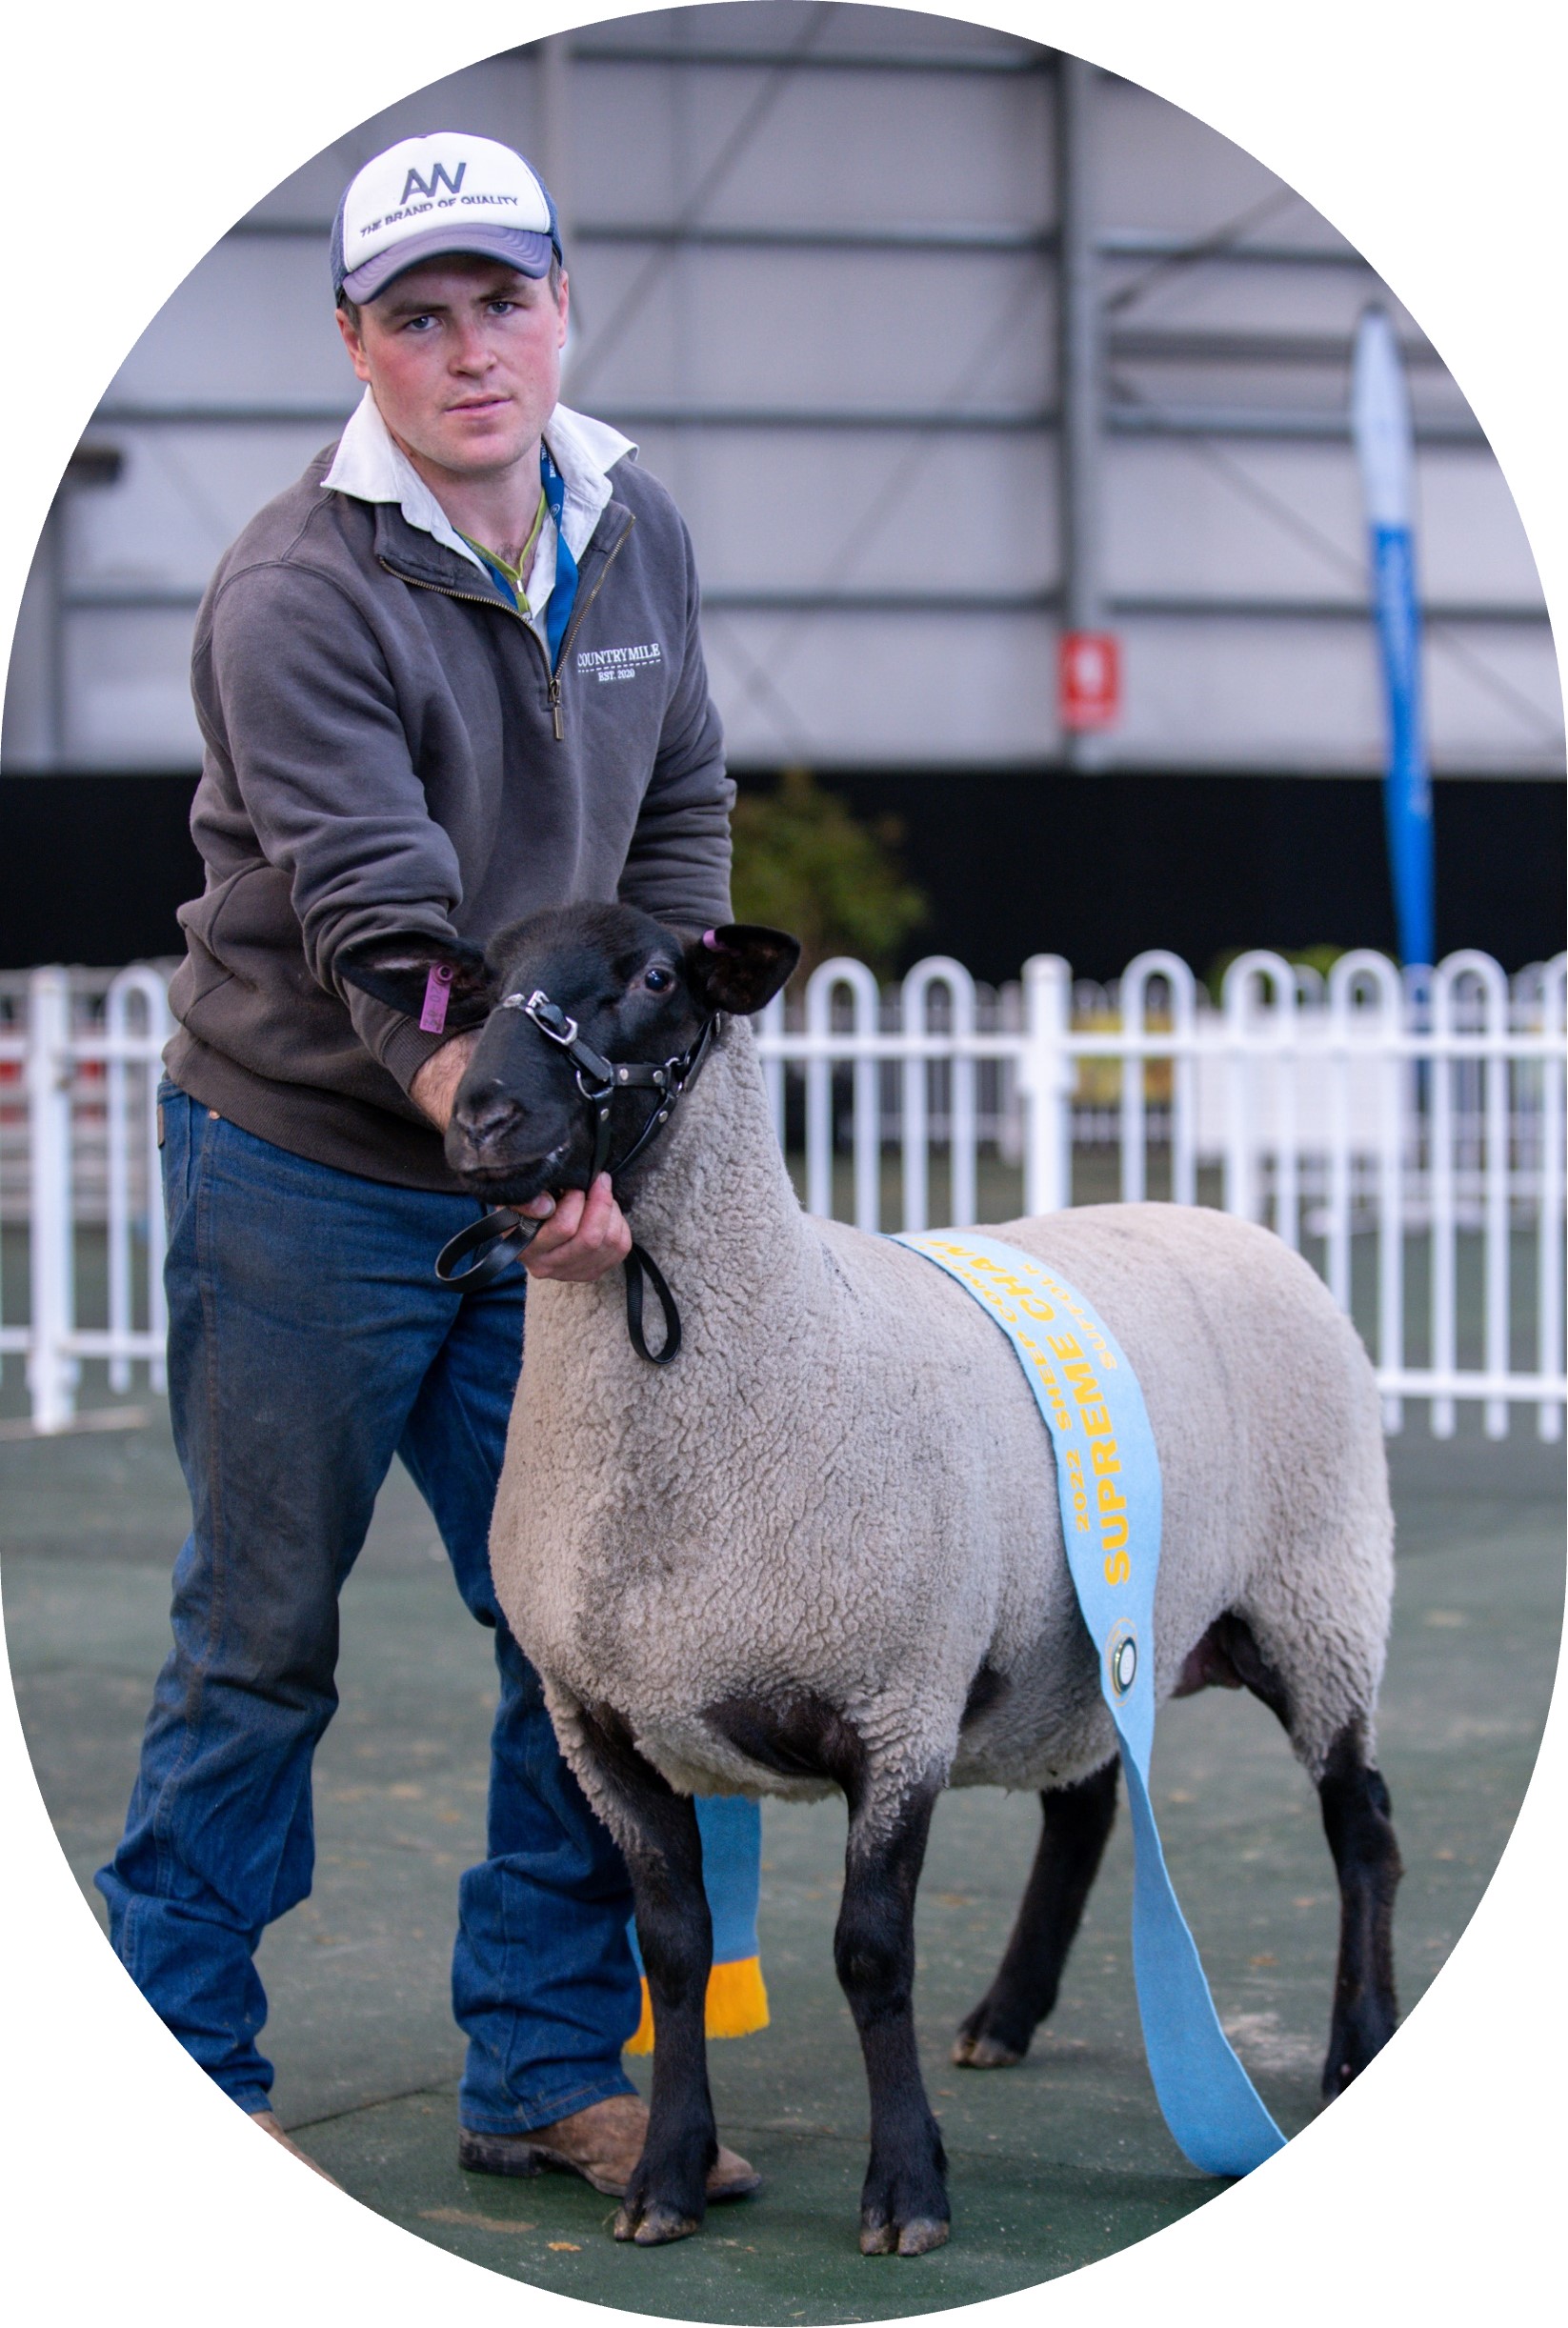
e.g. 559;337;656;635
432;994;716;1363
622;1241;681;1366
432;1207;543;1291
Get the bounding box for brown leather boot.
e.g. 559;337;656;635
458;2093;759;2199
249;2109;342;2188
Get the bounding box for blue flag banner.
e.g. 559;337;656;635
894;1230;1286;2177
1353;308;1435;971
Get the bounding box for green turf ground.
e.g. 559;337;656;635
2;1392;1559;2319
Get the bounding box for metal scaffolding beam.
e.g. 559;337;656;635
59;584;1550;624
538;38;1050;76
229;217;1046;247
1100;229;1367;268
576;221;1050;253
85;398;1489;446
1108;404;1485;445
533;31;574;262
225;219;1365;269
1108;327;1442;368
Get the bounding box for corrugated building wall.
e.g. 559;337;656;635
2;5;1561;969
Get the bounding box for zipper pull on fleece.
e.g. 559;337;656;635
549;675;563;741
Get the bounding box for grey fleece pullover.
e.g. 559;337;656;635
166;439;734;1190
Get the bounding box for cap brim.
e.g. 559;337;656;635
343;224;556;303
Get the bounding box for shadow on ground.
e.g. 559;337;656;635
3;1399;1561;2320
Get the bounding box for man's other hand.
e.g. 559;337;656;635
518;1174;632;1282
411;1033;479;1130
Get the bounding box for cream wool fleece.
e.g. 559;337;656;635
489;1016;1394;1842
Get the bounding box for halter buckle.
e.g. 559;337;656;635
520;991;579;1046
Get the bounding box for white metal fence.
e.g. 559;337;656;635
1;965;173;1434
2;950;1563;1440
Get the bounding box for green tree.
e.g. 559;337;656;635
730;766;929;986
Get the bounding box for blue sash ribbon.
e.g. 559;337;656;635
894;1230;1286;2177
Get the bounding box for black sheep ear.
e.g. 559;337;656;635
338;932;496;1031
684;924;801;1015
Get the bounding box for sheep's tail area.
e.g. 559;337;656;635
623;1793;770;2054
625;1955;771;2054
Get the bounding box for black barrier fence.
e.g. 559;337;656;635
0;767;1561;976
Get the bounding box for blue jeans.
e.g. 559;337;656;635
96;1086;640;2131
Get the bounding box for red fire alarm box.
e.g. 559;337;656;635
1058;631;1121;732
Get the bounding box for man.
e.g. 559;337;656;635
97;130;758;2198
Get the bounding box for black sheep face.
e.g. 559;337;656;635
341;901;798;1203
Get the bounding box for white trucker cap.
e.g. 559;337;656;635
332;132;562;304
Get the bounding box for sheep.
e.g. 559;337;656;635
344;901;1402;2258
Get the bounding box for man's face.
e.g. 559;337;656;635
335;254;569;481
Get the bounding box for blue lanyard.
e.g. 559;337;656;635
893;1231;1286;2178
539;443;579;671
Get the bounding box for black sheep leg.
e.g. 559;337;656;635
1317;1723;1402;2097
953;1759;1119;2068
1212;1617;1402;2099
1195;1616;1402;2098
573;1708;716;2245
835;1777;950;2256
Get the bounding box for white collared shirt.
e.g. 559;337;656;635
321;390;636;643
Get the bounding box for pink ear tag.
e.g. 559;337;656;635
420;962;454;1034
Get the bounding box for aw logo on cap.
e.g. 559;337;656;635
401;159;467;206
334;132;560;305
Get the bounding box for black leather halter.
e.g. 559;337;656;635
432;988;716;1366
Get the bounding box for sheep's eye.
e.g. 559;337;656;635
643;965;674;993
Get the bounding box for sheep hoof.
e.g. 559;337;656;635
951;2030;1024;2069
1320;2040;1379;2101
613;2201;701;2246
860;2211;950;2257
1320;1997;1397;2100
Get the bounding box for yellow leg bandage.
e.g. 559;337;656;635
625;1955;771;2056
